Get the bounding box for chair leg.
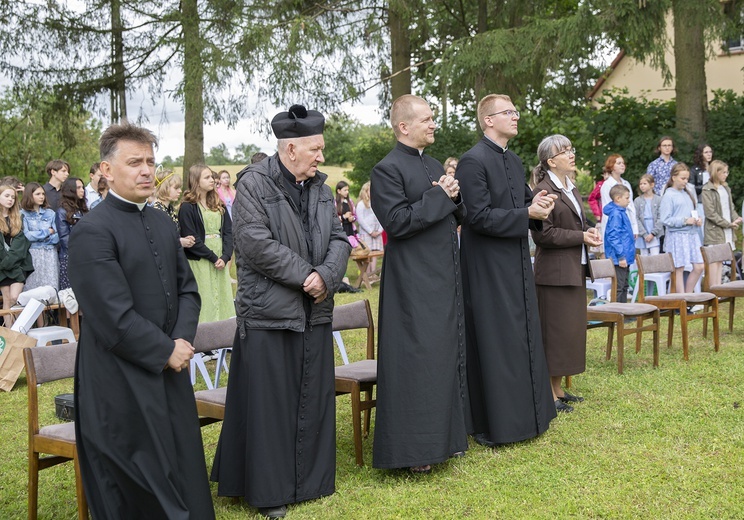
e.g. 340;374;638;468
73;449;88;519
713;299;720;352
636;317;643;353
350;386;364;466
564;375;572;389
702;312;709;338
667;312;675;348
605;323;615;361
28;451;39;520
728;299;735;333
680;308;689;361
652;312;660;368
616;320;625;375
362;389;372;438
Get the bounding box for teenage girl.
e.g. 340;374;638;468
0;182;34;326
335;181;356;238
20;182;59;290
659;163;703;293
355;181;383;273
152;168;196;249
56;177;88;290
178;164;234;322
701;160;741;286
215;170;236;218
634;174;663;256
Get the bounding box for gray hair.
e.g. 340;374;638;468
531;134;572;185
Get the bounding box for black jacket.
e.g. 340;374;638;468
177;202;233;263
232;155;351;332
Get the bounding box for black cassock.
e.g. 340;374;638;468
371;141;468;469
456;137;556;445
69;196;214;520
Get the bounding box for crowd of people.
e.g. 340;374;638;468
588;138;740;298
19;94;734;520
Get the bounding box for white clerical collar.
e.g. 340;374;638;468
547;170;575;192
109;189;147;211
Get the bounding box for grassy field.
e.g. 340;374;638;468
1;264;743;519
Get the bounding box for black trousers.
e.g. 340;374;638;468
615;265;630;303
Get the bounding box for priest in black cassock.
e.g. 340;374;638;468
371;94;468;473
211;105;350;519
456;94;557;447
69;124;215;519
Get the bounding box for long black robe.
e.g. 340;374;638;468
69;195;214;520
456;138;556;445
211;162;347;508
370;141;468;469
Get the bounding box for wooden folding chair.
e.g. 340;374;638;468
701;243;744;333
636;253;719;360
333;299;377;466
192;317;236;427
23;343;88;520
586;259;660;373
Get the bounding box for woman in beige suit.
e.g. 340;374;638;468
531;135;602;413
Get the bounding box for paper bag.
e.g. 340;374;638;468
0;327;37;392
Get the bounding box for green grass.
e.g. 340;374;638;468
2;268;743;519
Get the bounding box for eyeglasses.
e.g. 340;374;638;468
550;147;576;159
487;109;520;119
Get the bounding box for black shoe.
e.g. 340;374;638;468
258;505;287;518
473;433;495;447
558;392;584;404
555;399;574;413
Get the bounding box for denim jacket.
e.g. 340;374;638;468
21;208;59;249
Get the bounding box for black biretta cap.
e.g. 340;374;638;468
271;104;325;139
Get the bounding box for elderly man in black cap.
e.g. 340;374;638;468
211;105;351;519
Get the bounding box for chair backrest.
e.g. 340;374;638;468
589;259;616;280
332;299;375;360
636;252;674;275
701;243;734;265
588;259;618;302
24;343;77;386
193;317;237;354
636;253;676;302
24;343;78;435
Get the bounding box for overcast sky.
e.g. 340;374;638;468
129;86;386;161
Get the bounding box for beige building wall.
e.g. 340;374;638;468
589;17;744;105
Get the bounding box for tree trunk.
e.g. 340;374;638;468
389;1;411;100
673;0;708;145
110;0;127;123
181;0;205;175
473;0;489;101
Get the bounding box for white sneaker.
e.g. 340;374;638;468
58;288;79;314
688;304;704;313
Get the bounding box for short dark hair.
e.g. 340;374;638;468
609;184;630;201
89;162;101;175
45;159;70;176
251;152;268;164
99;123;158;161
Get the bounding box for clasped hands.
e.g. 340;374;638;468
167;338;195;372
303;271;327;304
528;190;558;220
433;175;460;200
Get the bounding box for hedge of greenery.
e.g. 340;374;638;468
344;90;744;205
